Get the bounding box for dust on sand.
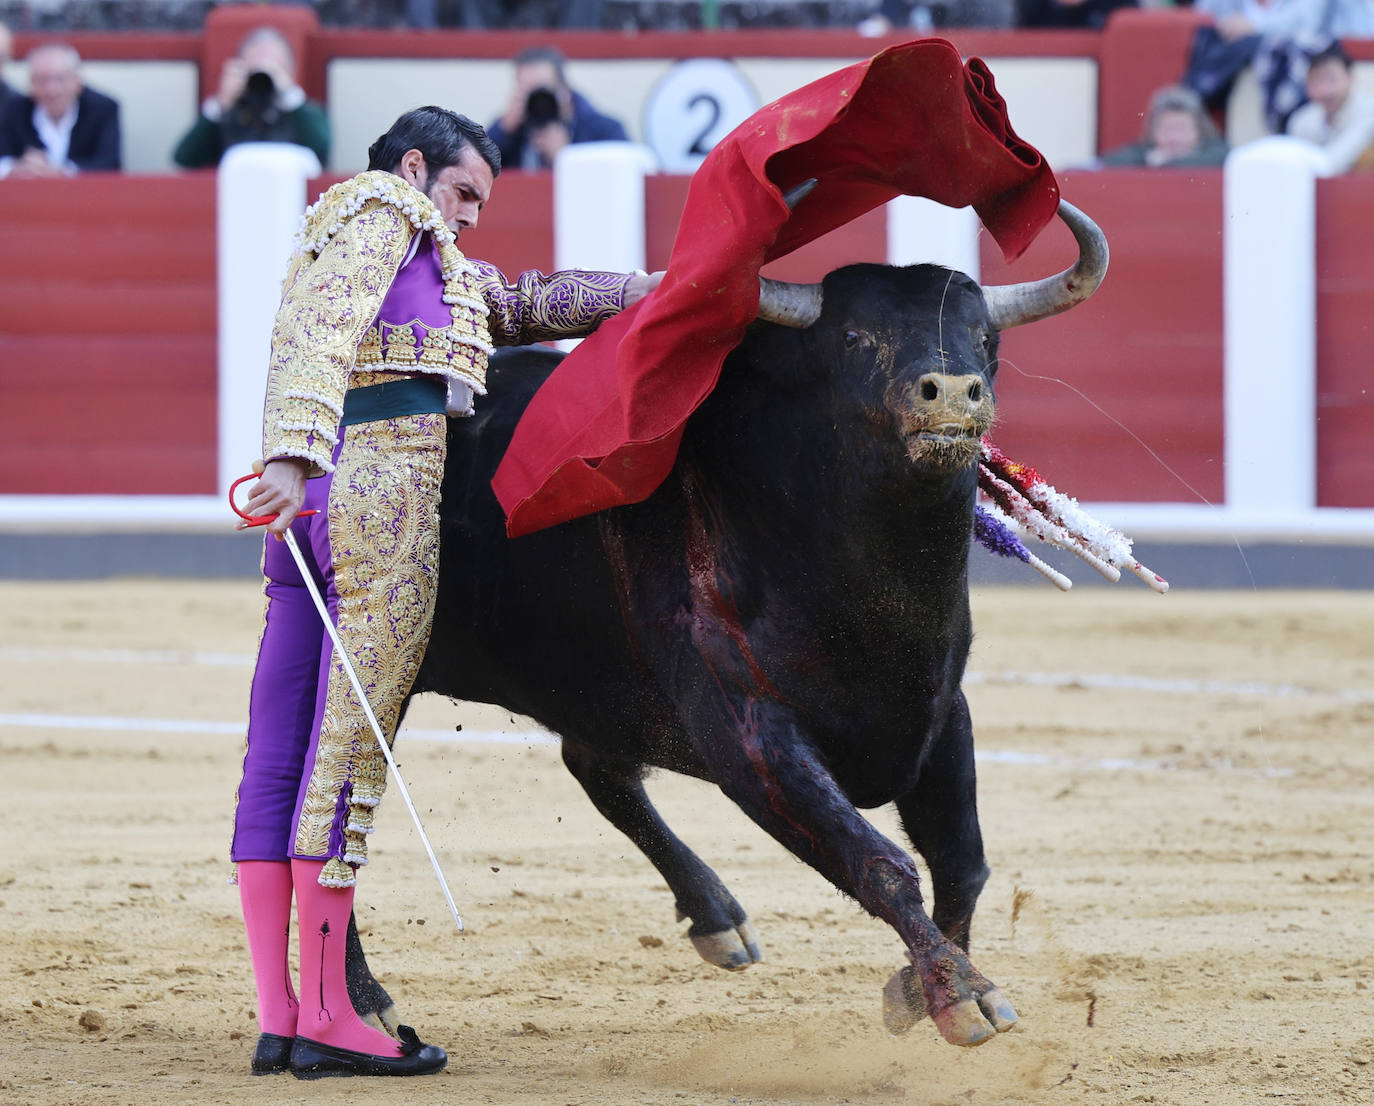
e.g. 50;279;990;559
1;582;1371;1105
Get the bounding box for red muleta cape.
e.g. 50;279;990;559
492;38;1060;538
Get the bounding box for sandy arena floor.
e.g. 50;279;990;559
0;580;1371;1106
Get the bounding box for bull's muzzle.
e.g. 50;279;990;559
912;371;992;432
898;371;994;466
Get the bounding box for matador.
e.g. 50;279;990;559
229;106;662;1081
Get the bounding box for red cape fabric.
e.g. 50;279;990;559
492;38;1061;538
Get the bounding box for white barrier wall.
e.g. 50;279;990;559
4;51;1097;178
325;56;1097;173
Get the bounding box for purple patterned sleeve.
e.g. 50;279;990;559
472;259;630;346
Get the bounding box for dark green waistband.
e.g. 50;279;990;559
339;377;447;427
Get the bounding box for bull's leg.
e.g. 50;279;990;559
901;692;989;950
884;691;994;1034
344;912;400;1035
561;741;762;969
691;697;1016;1047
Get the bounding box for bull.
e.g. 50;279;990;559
345;201;1109;1048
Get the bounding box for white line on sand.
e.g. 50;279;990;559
0;645;254;668
7;643;1369;705
0;712;549;744
0;712;1291;777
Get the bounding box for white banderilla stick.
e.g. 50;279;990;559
282;526;465;934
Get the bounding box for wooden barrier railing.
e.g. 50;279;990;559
0;168;1370;510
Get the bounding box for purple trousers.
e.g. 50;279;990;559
231;450;340;864
231;411;447;873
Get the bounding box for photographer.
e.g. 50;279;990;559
488;46;627;170
172;27;329;170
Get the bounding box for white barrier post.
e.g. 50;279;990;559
1223;137;1328;516
552;142;657;351
217;143;322;501
886;196;981;280
554;141;657;273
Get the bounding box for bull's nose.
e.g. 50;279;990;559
917;372;985;406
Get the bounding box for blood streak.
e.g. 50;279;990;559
682;483;782;702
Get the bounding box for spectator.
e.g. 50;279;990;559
1016;0;1135;30
1189;0;1374;130
1100;85;1230;167
1285;39;1374;172
0;21;15;115
458;1;604;29
859;0;1014;33
487;46;627;170
1194;0;1372;45
0;43;120;178
172;26;329;169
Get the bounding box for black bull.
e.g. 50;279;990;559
345;204;1108;1049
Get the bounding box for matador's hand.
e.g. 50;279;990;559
623;271;665;309
237;457;310;539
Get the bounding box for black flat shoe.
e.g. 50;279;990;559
250;1032;294;1075
289;1024;447;1080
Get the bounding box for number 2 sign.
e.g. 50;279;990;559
643;58;761;173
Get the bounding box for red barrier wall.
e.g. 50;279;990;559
1;172;1370;507
1315;176;1374;509
982;169;1226;506
0;174;217;495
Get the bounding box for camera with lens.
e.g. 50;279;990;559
524;87;561;128
224;70;292;146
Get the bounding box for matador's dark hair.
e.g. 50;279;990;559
367;106;502;179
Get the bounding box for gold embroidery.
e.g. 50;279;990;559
357;326;384;369
261;201;415;475
292;410;447;875
261;171;491;476
383;322;418;366
351;368;412;389
418;327;450;370
474;261;629;345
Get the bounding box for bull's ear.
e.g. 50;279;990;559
757;277;823;328
981;201;1108;331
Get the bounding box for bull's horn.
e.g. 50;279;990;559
757;277;823;328
781;177;819;209
981;200;1109;331
754;177;824;328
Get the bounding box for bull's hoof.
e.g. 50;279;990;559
361;1003;402;1037
690;921;763;970
979;988;1018;1032
882;965;928;1035
931;991;1019;1047
932;998;997;1047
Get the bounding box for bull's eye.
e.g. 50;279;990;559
843;329;860;349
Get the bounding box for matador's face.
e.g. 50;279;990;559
419;145;493;237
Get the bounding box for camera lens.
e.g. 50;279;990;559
525;87;559;127
245;71;276;98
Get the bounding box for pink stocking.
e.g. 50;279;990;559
291;859;402;1057
237;860;299;1037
